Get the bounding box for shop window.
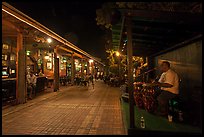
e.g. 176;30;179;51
3;44;9;50
47;62;52;70
2;54;8;61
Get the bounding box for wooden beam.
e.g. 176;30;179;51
132;39;167;45
132;33;164;39
123;9;201;24
131;19;201;32
2;2;104;66
2;19;21;32
58;46;83;58
119;16;125;51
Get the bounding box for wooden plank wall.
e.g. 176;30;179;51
154;40;202;102
154;40;202;126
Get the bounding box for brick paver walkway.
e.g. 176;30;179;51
2;80;127;135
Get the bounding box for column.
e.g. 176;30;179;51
91;62;94;75
71;52;75;85
81;58;85;77
54;48;59;92
87;59;90;74
127;15;135;128
65;61;68;76
16;33;26;104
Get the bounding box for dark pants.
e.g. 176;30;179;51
157;90;177;114
27;84;36;99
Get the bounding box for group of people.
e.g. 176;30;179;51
103;74;126;87
74;73;94;88
26;69;45;100
26;61;179;117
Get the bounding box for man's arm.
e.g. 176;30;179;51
155;81;173;88
27;75;31;84
154;72;174;88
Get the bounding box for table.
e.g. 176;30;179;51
36;76;47;93
2;78;16;102
47;78;54;88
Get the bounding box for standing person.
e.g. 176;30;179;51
85;74;90;86
75;74;80;86
89;73;94;89
94;73;97;81
27;71;37;99
153;61;179;116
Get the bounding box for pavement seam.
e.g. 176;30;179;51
2;88;69;117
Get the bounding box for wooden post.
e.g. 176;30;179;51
16;33;26;104
126;16;135;128
92;62;94;75
71;52;75;85
66;61;68;76
87;60;90;74
81;58;84;77
54;48;59;92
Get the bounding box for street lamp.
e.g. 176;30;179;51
116;51;120;57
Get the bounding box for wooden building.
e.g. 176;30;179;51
2;2;104;104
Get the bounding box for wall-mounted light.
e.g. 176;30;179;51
45;56;49;59
47;38;52;43
89;59;94;63
26;51;31;56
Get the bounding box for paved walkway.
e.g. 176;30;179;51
2;80;127;135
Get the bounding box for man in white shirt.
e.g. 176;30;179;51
153;61;179;116
27;71;37;99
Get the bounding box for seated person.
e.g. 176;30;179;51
27;71;37;99
153;61;179;116
38;69;44;76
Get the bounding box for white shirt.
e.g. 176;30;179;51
158;69;179;94
27;74;37;86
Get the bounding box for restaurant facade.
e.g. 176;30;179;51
2;2;105;105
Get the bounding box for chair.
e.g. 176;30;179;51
168;78;182;117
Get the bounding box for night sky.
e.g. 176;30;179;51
9;2;107;60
